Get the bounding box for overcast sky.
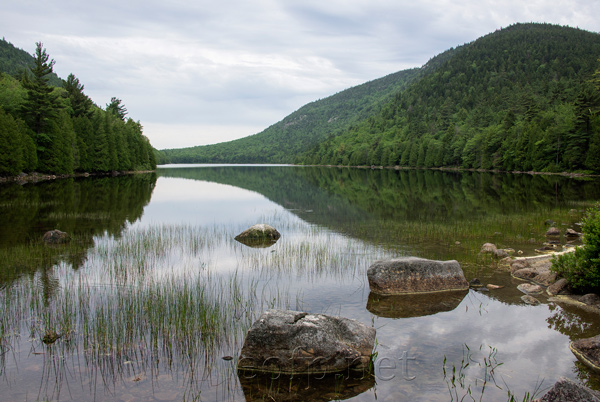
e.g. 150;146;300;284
2;1;599;149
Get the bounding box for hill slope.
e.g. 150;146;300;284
301;23;600;173
160;23;600;173
159;66;424;163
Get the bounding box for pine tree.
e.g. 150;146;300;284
64;73;93;118
20;42;62;136
106;97;127;121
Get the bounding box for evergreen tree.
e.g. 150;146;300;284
20;42;62;136
63;73;93;118
106;97;127;121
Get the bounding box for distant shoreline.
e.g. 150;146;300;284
1;164;598;184
0;170;155;184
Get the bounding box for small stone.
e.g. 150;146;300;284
533;272;558;287
580;294;600;306
510;259;530;272
517;283;544;295
235;224;280;248
513;268;538;280
521;295;540;305
469;278;483;288
565;228;582;238
545;227;560;237
487;284;504;290
480;243;498;254
547;278;570;296
42;229;70;245
494;249;510;259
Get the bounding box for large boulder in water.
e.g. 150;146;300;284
235;224;280;247
367;257;469;295
42;229;70;245
570;335;600;372
238;309;376;375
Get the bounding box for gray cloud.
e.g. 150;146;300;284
2;0;599;148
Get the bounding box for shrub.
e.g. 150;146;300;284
551;203;600;293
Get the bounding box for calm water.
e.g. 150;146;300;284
1;165;600;402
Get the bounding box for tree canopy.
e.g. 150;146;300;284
158;23;600;174
0;41;156;177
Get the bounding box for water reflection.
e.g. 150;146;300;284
2;166;600;402
237;371;375;402
366;290;468;318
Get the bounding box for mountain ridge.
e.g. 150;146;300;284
159;22;600;174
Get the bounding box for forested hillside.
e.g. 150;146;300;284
159;67;423;164
159;23;600;173
301;23;600;173
0;40;156;177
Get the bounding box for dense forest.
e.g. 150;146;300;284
302;23;600;173
0;39;156;177
159;23;600;174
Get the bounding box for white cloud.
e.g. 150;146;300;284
2;0;599;149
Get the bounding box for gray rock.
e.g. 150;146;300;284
565;228;582;238
235;224;280;247
238;310;376;374
494;248;510;259
513;268;539;280
521;295;540;306
42;229;70;245
534;377;600;402
480;243;498;253
367;257;469;295
547;278;570;296
546;227;561;237
517;283;544;295
570;335;600;372
511;259;530;273
533;272;558;287
580;294;600;306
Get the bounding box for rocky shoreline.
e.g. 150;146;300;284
474;244;600;401
0;170;155;184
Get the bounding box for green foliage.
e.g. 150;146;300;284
158;23;600;174
160;68;422;163
299;23;600;173
552;204;600;292
0;40;157;176
106;96;127;121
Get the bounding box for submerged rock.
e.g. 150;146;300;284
238;310;376;374
235;224;280;247
565;228;582;238
367;257;469;295
534;377;600;401
521;295;540;306
42;229;70;245
570;335;600;372
517;283;544;295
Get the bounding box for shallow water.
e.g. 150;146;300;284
1;166;600;401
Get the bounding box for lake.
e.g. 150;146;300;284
1;165;600;401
